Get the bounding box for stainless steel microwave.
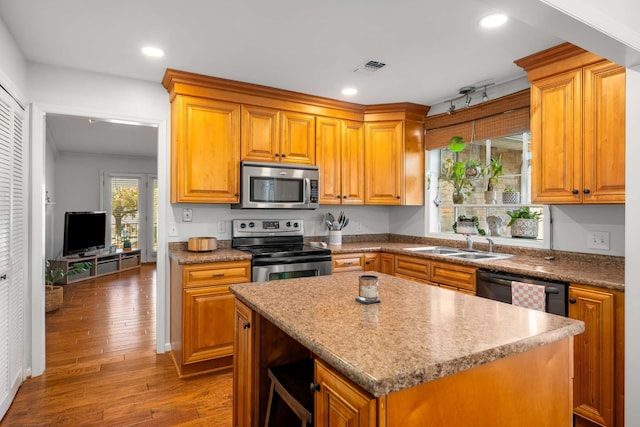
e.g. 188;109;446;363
232;162;320;209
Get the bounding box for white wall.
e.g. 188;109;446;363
0;16;27;102
625;64;639;426
45;137;56;259
551;205;625;256
51;152;157;257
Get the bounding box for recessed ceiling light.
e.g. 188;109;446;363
141;46;165;58
342;87;358;96
480;13;508;28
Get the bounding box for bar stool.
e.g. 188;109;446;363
264;358;314;427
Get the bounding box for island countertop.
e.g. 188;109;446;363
230;271;584;397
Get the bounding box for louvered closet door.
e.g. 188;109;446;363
0;87;25;419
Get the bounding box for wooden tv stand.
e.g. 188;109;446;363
49;249;142;284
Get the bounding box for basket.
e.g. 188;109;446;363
45;285;63;312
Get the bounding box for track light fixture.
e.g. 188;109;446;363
447;101;456;114
443;82;495;114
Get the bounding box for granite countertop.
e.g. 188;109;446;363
332;241;625;292
230;271;584;397
168;246;251;264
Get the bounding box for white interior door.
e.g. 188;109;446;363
0;87;26;419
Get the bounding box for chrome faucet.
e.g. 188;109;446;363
465;235;474;250
486;238;494;253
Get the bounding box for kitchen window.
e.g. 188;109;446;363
424;90;549;247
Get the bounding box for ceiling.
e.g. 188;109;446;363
0;0;568;157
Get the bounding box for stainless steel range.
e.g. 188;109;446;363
232;219;332;282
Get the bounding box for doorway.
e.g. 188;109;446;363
31;105;168;376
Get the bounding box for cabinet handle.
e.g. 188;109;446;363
337;195;341;199
213;273;225;277
365;260;371;265
342;262;354;266
275;153;279;157
310;382;321;392
583;189;591;195
234;193;239;197
0;274;6;281
569;298;577;304
242;322;251;329
343;196;347;199
572;189;579;195
396;196;401;199
281;154;286;158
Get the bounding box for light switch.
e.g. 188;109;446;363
168;222;178;236
217;221;226;233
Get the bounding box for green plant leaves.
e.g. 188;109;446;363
448;136;466;152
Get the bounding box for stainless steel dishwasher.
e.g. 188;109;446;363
476;269;568;317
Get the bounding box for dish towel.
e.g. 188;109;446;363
511;281;546;312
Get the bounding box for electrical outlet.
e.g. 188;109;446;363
356;222;363;232
182;208;193;222
168;222;178;236
587;231;610;250
217;221;226;233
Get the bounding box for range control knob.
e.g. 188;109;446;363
248;222;255;228
239;222;246;229
293;222;299;228
286;221;292;228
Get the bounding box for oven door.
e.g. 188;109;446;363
252;260;331;282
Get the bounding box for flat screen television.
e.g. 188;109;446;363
63;211;107;257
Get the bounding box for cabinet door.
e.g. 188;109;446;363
530;70;582;203
363;253;380;272
317;117;343;204
582;62;625;203
332;253;364;273
183;286;235;364
172;95;240;203
233;300;255;427
364;121;403;205
569;286;614;427
380;254;394;275
341;121;365;205
430;261;476;293
394;255;430;283
241;105;280;163
281;111;315;164
315;360;376;427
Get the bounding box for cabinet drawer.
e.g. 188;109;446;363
394;255;430;283
430;261;476;292
363;253;380;272
184;261;251;288
332;253;364;273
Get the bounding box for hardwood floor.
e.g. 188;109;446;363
1;264;233;426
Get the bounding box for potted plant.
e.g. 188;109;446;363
506;206;542;238
452;215;486;236
44;260;93;312
502;185;521;204
441;158;478;204
483;154;503;204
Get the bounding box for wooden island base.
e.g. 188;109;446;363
234;301;574;427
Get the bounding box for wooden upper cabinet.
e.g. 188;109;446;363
281;111;315;164
171;96;240;203
317;118;365;205
365;121;403;205
582;62;626;203
241;105;280;163
517;43;625;204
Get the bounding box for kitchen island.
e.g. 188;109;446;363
230;271;584;427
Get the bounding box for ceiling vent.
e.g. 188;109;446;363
353;60;386;74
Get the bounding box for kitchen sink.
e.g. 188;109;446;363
403;246;513;261
402;246;463;255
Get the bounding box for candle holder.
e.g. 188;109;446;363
356;275;380;304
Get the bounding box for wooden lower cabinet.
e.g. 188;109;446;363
569;284;624;427
394;255;430;283
333;252;381;273
170;259;251;377
430;261;476;294
315;359;377;427
233;299;255;427
380;254;394;275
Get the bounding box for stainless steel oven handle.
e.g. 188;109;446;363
485;276;560;294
